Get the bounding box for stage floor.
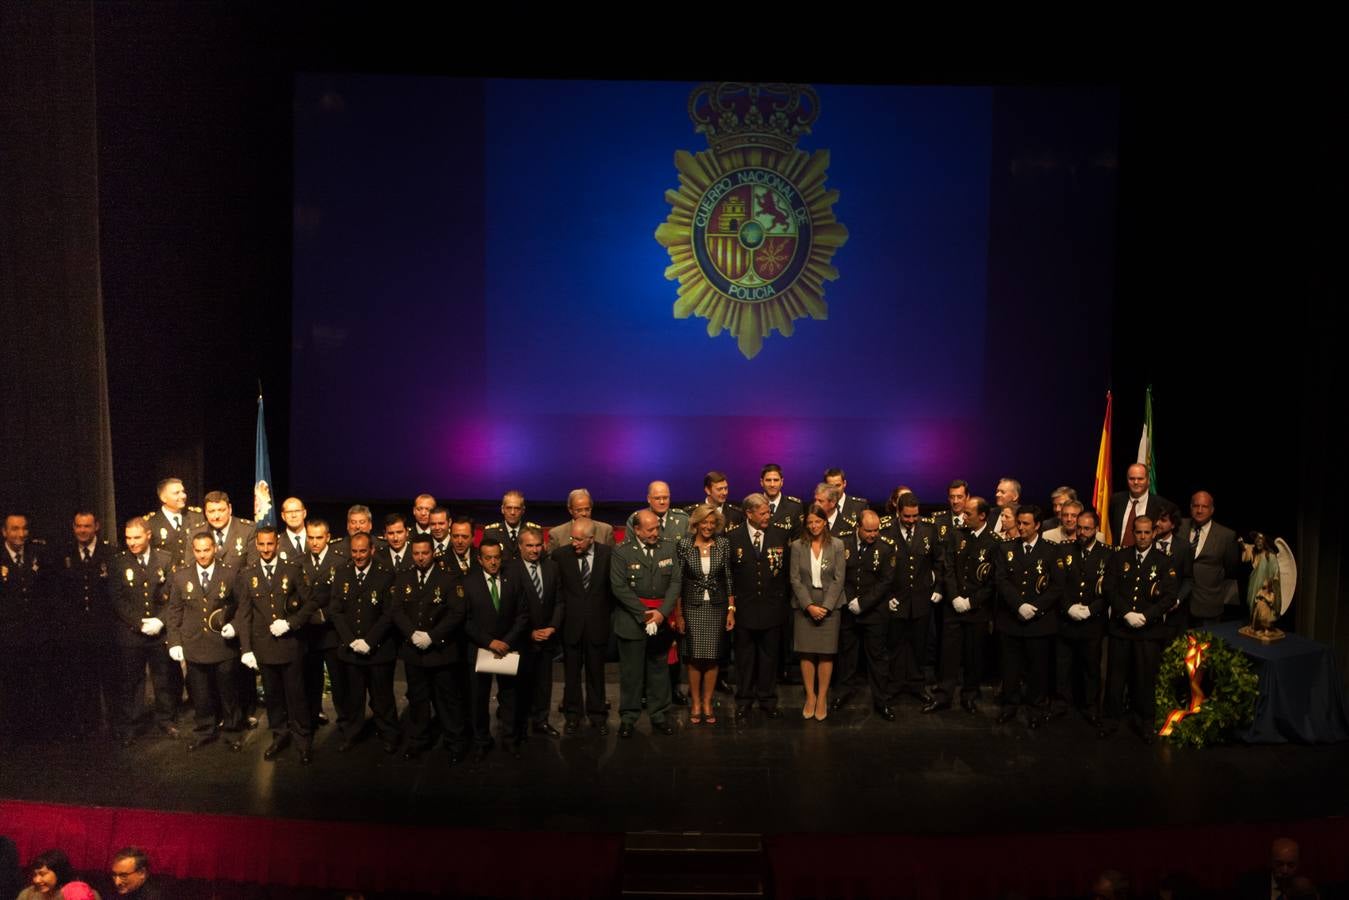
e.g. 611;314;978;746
5;669;1348;836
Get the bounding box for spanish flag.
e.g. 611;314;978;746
1093;391;1114;545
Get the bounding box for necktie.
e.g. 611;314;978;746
1023;543;1033;556
393;552;402;567
753;531;763;554
770;501;778;515
508;527;517;545
1160;539;1170;556
216;529;225;547
140;553;148;568
905;528;913;544
1122;499;1138;548
644;545;653;561
657;516;665;536
311;552;320;567
1137;551;1145;566
173;514;181;530
418;569;427;588
579;554;590;591
199;569;209;591
293;535;304;554
83;546;92;562
1190;525;1201;547
264;563;274;581
14;549;21;567
530;562;542;597
436;541;446;555
489;575;500;610
356;569;365;586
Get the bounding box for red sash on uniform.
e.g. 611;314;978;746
640;597;679;664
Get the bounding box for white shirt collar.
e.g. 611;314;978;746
971;524;987;538
162;505;181;523
198;564;215;580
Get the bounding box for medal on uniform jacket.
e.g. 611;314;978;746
959;539;967;552
100;562;108;577
433;587;442;604
279;549;288;561
844;547;850;559
160;527;168;542
736;546;744;561
923;536;930;552
235;536;244;554
186;581;194;595
219;583;227;599
1123;562;1131;573
65;556;72;568
252;576;259;589
1035;574;1048;594
281;575;289;593
343;581;350;594
455;584;465;598
1006;551;1014;562
405;584;413;595
1149;565;1157;580
1035;559;1043;575
370;590;379;606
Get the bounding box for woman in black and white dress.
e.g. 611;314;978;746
674;504;734;725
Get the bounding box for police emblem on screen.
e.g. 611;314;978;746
655;83;848;359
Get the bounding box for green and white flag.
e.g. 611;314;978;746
1136;385;1156;493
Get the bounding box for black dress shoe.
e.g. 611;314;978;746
187;735;217;751
532;722;560;737
734;707;749;721
830;691;853;712
564;719;579;735
619;723;635;739
245;716;259;730
715;678;733;694
916;688;935;705
765;707;782;719
299;746;313;765
263;736;290;760
640;696;648;708
596;722;610;736
960;697;979;714
671;692;691;706
875;706;897;721
921;699;951;714
1085;712;1102;728
995;708;1017;725
654;721;674;735
227;737;244;752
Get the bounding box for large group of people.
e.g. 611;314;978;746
0;461;1247;763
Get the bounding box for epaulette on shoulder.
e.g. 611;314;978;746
144;511;157;520
238;517;254;527
879;534;896;545
785;496;801;504
772;520;793;530
726;501;742;511
30;537;47;545
188;506;202;513
724;522;744;533
920;515;935;524
879;515;894;527
525;521;541;529
853;496;869;505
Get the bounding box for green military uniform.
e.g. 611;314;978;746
609;536;682;727
625;507;690;544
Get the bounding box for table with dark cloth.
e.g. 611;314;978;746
1210;621;1349;744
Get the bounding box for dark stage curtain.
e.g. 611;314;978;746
0;2;116;535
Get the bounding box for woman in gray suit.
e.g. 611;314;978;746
789;503;845;720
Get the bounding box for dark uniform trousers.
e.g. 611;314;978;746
260;659;310;741
345;662;398;742
300;626;345;730
837;616;888;705
517;638;557;730
1000;632;1052;710
733;624;782;710
186;658;242;739
619;629;675;724
887;614;931;700
1055;630;1103;715
118;644;178;735
1104;636;1160;725
936;615;985;702
406;662;469;754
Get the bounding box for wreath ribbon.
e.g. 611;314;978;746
1159;633;1211;736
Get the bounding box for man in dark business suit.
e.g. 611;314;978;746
1110;463;1172;550
109;517;178;745
927;497;996;715
553;519;614;735
1180;491;1242;627
994;505;1064;728
233;526;316;762
464;538;529;761
166;532;240;750
1099;515;1178;744
509;525;564;739
885;492;943;706
393;533;469;762
329;531;400;753
727;493;792;719
834;509;896;717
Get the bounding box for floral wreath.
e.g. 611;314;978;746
1154;630;1259;748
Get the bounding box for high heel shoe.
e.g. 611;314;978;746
815;695;829;721
803;697;816;719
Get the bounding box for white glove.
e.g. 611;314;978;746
1068;604;1090;621
887;598;899;612
240;651;259;670
847;598;861;615
1017;603;1037;621
141;617;164;636
168;645;184;662
644;621;659;637
930;591;942;604
411;630;432;650
350;638;371;655
952;597;971;614
1124;611;1147;628
269;619;291;637
220;623;236;639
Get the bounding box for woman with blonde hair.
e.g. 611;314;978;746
673;504;734;724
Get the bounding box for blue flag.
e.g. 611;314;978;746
253;393;276;527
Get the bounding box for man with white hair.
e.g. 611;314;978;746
547;488;615;551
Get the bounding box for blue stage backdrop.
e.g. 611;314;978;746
293;77;1117;504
